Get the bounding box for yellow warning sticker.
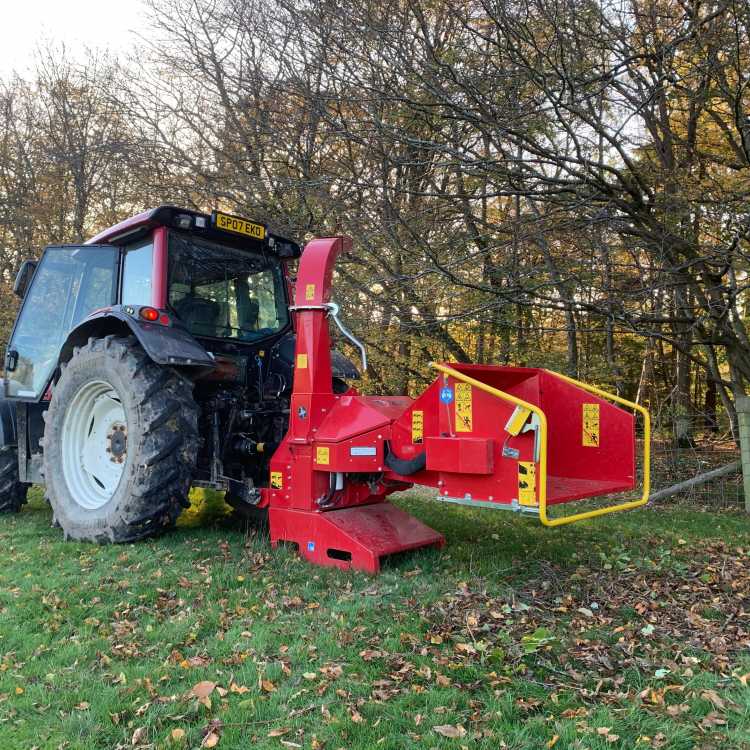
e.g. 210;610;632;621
455;382;473;432
316;446;330;465
411;410;424;444
518;461;537;506
305;283;316;301
296;353;308;369
270;471;283;489
582;403;600;447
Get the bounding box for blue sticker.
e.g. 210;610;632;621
440;387;454;404
307;541;315;552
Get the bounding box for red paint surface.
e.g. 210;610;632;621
152;226;168;308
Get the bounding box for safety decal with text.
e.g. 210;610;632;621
582;403;600;447
305;283;316;301
296;353;308;369
270;471;283;489
455;382;473;432
411;410;424;444
518;461;537;506
316;446;330;465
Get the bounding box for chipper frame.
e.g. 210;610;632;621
267;237;650;572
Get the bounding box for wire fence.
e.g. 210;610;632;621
649;437;743;509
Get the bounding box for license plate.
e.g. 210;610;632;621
213;211;265;240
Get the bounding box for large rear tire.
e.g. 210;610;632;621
43;336;199;543
0;448;28;513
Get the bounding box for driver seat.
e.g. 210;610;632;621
173;296;221;337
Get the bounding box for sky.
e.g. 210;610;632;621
0;0;147;75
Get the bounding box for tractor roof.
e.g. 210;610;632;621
86;205;301;258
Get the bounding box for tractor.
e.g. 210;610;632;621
0;207;650;572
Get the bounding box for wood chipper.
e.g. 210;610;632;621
0;207;649;572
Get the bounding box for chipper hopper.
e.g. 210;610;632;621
267;236;651;572
0;207;648;573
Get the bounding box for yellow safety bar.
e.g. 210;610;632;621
429;363;650;527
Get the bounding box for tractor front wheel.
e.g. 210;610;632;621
43;336;199;543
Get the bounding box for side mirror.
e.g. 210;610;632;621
13;260;37;298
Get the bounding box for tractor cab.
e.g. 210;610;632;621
5;207;302;402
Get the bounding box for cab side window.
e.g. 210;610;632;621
121;240;153;306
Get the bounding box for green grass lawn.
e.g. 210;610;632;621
1;489;749;750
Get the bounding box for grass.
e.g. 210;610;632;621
0;489;749;749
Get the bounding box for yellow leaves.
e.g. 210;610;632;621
261;679;277;693
14;686;23;695
546;735;560;748
170;728;186;744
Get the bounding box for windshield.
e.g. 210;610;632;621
168;233;289;341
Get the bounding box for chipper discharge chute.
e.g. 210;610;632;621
267;236;650;572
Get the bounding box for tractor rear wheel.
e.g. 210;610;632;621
43;336;199;543
0;448;28;513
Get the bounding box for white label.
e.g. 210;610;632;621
350;446;376;456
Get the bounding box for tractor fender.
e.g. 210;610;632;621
60;307;216;369
0;399;17;448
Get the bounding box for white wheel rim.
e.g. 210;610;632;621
61;380;127;510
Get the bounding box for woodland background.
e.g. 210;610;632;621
1;0;749;451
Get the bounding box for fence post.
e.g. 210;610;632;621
736;396;750;514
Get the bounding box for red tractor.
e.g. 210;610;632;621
0;207;649;572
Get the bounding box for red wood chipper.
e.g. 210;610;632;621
267;236;650;572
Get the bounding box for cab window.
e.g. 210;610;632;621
5;246;118;400
121;240;153;306
167;233;289;340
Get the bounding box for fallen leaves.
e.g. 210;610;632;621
201;720;223;747
170;728;186;744
191;681;216;699
596;727;620;743
268;727;291;738
190;680;216;708
433;724;467;739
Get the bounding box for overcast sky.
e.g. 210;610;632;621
0;0;146;75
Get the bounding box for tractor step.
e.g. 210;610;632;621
269;502;445;573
